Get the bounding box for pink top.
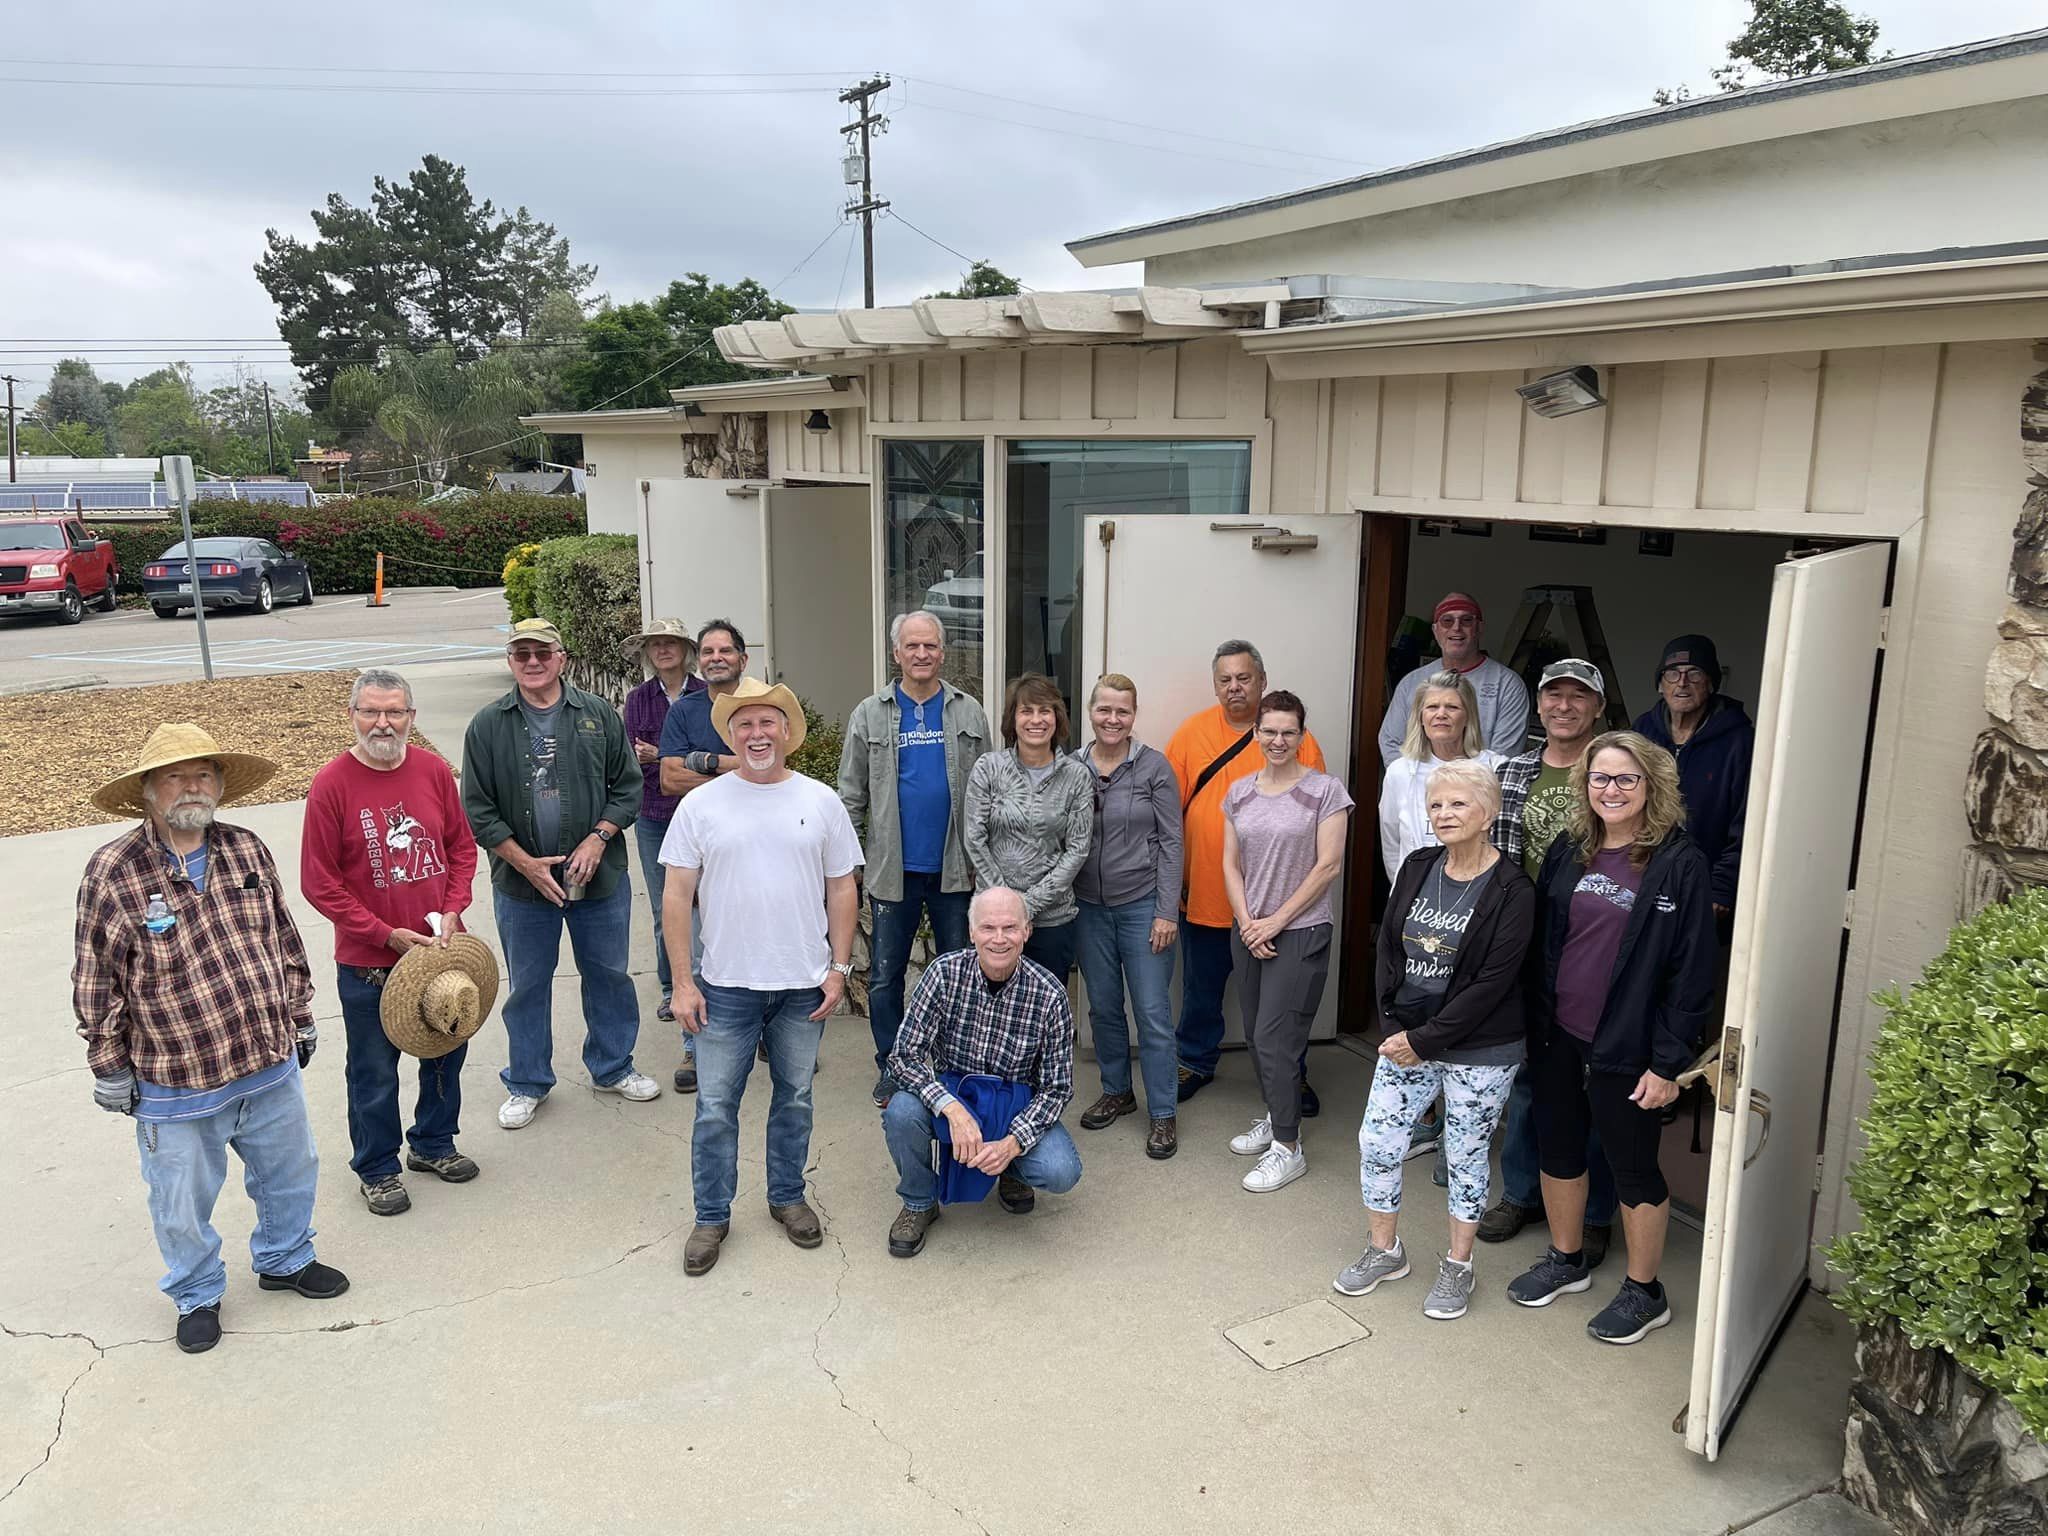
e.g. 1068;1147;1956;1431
1223;769;1354;931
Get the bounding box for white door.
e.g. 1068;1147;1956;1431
1685;541;1889;1460
762;485;875;728
642;479;770;682
1079;512;1363;1045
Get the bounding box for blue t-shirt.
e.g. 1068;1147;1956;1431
659;689;734;763
895;685;949;874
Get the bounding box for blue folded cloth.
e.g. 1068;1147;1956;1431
932;1071;1035;1205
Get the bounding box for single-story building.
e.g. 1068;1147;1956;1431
522;27;2048;1462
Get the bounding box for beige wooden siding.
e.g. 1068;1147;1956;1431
767;406;871;483
863;338;1263;430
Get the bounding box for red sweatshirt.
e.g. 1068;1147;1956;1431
301;747;479;966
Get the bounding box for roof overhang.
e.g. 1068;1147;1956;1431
1069;30;2048;268
520;405;706;435
668;375;868;414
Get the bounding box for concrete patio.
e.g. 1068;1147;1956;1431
0;662;1879;1534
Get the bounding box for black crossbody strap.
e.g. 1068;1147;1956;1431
1184;730;1254;811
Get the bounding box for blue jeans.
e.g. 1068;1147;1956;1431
336;966;465;1181
135;1069;319;1313
881;1090;1082;1212
866;872;971;1072
691;981;825;1224
1077;897;1177;1118
1500;1066;1617;1224
1022;917;1079;983
494;879;642;1100
634;815;677;999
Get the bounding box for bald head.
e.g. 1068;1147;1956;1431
969;886;1031;982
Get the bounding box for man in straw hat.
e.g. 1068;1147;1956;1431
302;668;482;1216
660;676;863;1276
73;723;348;1355
620;617;704;1060
462;617;660;1131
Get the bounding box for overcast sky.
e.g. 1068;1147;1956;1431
3;0;2041;406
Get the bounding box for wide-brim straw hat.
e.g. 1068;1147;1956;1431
91;722;280;818
381;936;501;1059
710;676;807;754
622;616;697;659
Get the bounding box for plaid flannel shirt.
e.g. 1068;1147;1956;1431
888;948;1074;1153
1492;748;1544;864
73;822;314;1088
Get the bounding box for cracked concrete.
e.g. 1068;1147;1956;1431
4;661;1863;1532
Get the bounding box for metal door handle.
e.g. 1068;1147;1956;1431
1743;1091;1772;1169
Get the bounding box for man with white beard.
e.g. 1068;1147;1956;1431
74;724;347;1355
302;669;481;1216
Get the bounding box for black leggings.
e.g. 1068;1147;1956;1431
1528;1029;1669;1209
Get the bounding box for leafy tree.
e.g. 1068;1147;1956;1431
1654;0;1885;104
258;194;417;409
558;274;793;411
924;260;1023;299
37;358;115;433
331;344;540;490
16;418;106;457
114;368;208;460
378;154;510;351
501;208;596;337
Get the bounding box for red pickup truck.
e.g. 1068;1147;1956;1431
0;517;121;625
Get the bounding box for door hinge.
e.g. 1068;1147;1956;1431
1876;607;1890;649
1844;888;1857;928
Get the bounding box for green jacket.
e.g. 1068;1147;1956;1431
837;680;989;903
462;683;640;903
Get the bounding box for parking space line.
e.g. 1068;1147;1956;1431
30;638;505;671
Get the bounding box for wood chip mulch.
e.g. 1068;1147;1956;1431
0;672;443;838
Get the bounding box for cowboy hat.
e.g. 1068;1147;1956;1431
381;935;501;1060
710;676;807;754
621;616;698;659
91;722;280;818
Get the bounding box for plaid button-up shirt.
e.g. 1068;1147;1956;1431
889;948;1074;1153
1491;749;1544;864
73;822;314;1088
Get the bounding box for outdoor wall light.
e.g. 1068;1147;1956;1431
804;409;833;433
1516;366;1605;418
679;402;707;418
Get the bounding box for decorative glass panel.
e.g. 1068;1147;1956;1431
882;440;985;700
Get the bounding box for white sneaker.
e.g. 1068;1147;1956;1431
1242;1142;1307;1193
595;1071;662;1102
1229;1116;1275;1155
498;1093;541;1130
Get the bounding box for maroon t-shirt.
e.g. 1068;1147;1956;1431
1554;848;1640;1043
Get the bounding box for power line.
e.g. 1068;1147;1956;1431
884;209;1033;292
0;56;854;79
0;75;838;98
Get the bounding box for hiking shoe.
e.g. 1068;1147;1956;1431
360;1175;411;1216
1300;1080;1321;1119
872;1073;895;1109
656;1000;674;1022
1476;1196;1540;1243
1584;1222;1611;1270
498;1093;541;1130
888;1205;940;1258
1146;1117;1179;1160
1422;1258;1477;1321
1333;1240;1409;1297
770;1201;824;1249
596;1071;661;1101
1507;1247;1593;1307
1242;1142;1307;1193
405;1150;479;1183
1229;1116;1274;1155
258;1260;350;1299
1588;1278;1673;1345
1176;1065;1215;1103
673;1062;699;1093
1404;1117;1443;1161
997;1174;1036;1214
1079;1091;1137;1130
176;1303;222;1355
684;1224;729;1276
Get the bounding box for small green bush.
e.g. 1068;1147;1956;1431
788;697;845;789
1827;888;2048;1437
533;533;640;702
502;541;544;623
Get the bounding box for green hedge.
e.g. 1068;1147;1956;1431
534;533;641;702
1827;888;2048;1436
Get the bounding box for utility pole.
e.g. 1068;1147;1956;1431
839;76;890;308
2;375;19;483
261;381;278;476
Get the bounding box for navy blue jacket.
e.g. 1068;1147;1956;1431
1634;695;1754;909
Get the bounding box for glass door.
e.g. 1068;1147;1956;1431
881;439;985;700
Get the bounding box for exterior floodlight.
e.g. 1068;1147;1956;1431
803;409;832;434
679;402;706;418
842;152;866;185
1516;366;1605;418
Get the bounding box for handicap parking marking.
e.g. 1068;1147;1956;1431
31;637;506;672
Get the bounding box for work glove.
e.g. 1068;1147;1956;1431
296;1021;318;1068
93;1068;138;1115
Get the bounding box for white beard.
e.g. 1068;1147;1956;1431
357;732;405;763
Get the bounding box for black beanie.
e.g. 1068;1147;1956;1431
1656;634;1721;689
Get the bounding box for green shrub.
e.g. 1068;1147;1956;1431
1826;888;2048;1436
533;533;640;702
502;541;544;623
788;697;845;789
97;522;182;593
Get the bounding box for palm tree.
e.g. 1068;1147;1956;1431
332;344;540;491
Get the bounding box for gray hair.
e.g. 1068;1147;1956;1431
890;609;947;649
1400;670;1484;761
1424;758;1503;823
350;669;415;709
969;886;1031;929
1213;639;1265;676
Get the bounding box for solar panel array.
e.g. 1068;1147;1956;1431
0;480;316;512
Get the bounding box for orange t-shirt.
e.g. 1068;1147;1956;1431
1165;704;1326;929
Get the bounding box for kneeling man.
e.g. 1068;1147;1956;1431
883;886;1080;1257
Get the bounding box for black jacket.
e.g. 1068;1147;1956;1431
1375;846;1535;1060
1634;694;1754;910
1528;829;1718;1079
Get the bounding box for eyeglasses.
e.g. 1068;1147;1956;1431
1257;728;1301;742
351;707;414;720
1587;772;1643;790
1659;666;1708;685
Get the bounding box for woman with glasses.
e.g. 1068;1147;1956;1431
1633;634;1754;930
1508;730;1716;1345
1220;690;1353;1194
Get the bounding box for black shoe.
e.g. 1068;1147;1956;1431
1476;1196;1542;1244
888;1204;940;1258
1176;1066;1215;1104
1588;1278;1673;1345
871;1073;895;1109
257;1260;350;1299
997;1174;1035;1215
1506;1247;1594;1308
176;1303;221;1354
1583;1222;1612;1270
673;1061;699;1094
405;1151;479;1183
1300;1080;1321;1119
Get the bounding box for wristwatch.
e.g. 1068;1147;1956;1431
595;826;615;843
830;961;854;977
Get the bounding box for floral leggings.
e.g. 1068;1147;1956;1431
1358;1059;1519;1225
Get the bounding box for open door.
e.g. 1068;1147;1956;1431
763;485;875;728
1079;511;1362;1044
1685;541;1889;1460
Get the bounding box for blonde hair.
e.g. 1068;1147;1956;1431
1089;673;1138;709
1424;758;1502;824
1567;729;1685;870
1400;671;1483;761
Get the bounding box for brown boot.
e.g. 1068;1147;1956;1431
888;1204;940;1258
769;1201;824;1249
1146;1117;1179;1160
1079;1091;1137;1130
997;1174;1035;1215
684;1223;729;1276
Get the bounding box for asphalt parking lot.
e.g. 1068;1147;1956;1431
0;586;512;691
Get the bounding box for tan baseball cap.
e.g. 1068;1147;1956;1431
506;617;564;651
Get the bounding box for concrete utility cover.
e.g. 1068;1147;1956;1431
1224;1300;1370;1370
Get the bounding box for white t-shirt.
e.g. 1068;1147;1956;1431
659;772;864;989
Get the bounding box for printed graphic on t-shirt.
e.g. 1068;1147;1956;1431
1574;870;1637;913
355;802;447;889
1521;781;1577;874
1402;897;1475;988
529;727;559;805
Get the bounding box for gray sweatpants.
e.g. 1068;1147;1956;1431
1232;923;1333;1143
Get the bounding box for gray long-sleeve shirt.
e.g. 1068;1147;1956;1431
1070;740;1183;923
1377;655;1532;766
963;749;1094;927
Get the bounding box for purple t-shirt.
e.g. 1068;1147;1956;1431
1222;769;1355;931
1554;848;1640;1042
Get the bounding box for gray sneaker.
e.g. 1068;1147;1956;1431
1332;1240;1410;1297
1422;1257;1476;1320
